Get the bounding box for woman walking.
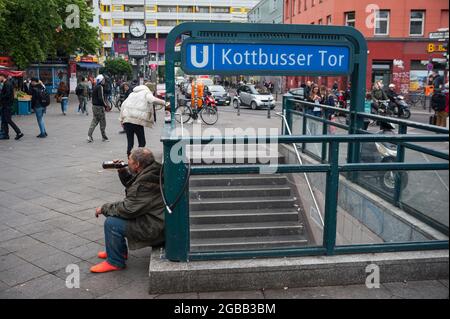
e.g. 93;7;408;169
119;84;167;157
56;82;69;115
308;84;322;117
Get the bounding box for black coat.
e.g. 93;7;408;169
30;84;45;109
0;79;14;108
92;84;106;107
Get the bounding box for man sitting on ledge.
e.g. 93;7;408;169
91;147;165;273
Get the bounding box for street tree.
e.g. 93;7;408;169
102;58;133;80
0;0;100;69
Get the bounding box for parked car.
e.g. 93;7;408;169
233;84;275;110
205;85;231;106
284;87;306;100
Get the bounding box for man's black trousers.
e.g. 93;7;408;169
123;122;146;157
1;106;21;137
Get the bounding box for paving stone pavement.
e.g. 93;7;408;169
0;97;448;299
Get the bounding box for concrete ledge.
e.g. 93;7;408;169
149;249;449;294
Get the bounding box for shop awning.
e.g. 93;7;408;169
0;68;25;78
77;62;103;69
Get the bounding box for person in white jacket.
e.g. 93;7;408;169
119;85;166;157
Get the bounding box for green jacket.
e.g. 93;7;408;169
101;161;165;250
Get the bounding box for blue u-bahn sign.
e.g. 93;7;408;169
181;42;352;75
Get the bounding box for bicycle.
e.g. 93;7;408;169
406;92;425;109
175;100;219;125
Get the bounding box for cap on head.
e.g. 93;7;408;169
389;84;395;88
95;74;104;84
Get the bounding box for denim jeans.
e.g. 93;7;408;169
104;216;128;268
61;97;68;113
34;107;47;135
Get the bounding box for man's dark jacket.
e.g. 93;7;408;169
30;84;45;110
0;79;14;109
101;161;165;249
92;84;106;107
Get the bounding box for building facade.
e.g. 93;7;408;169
248;0;284;91
283;0;449;93
248;0;283;24
96;0;259;78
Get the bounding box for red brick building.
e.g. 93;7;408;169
284;0;449;93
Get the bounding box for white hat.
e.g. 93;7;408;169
389;83;395;88
95;74;104;84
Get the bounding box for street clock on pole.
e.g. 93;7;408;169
129;20;146;38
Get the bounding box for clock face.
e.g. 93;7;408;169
129;21;146;38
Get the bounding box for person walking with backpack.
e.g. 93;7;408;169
87;74;109;143
76;77;90;116
30;78;48;138
56;82;69;115
0;73;24;140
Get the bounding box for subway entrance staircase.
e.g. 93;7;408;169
187;145;311;252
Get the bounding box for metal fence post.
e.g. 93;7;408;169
321;110;328;163
163;141;190;262
323;141;340;256
394;124;407;205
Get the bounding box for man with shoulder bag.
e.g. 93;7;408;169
87;75;110;143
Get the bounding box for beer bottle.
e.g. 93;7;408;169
102;161;128;169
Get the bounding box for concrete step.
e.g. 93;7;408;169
187;144;284;165
190;209;300;224
190;174;288;187
190;234;309;252
190;185;292;199
190;221;304;239
190;196;298;211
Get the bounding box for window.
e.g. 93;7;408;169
125;5;144;12
410;11;425;36
293;0;296;15
197;6;210;13
298;0;301;14
285;0;289;18
157;20;177;26
375;10;390;36
211;7;230;13
271;0;277;12
327;15;332;25
304;0;307;11
312;0;315;7
157;6;177;13
345;11;355;27
318;18;322;25
178;6;193;13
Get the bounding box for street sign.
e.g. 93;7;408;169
429;31;449;40
128;39;148;58
181;42;351;75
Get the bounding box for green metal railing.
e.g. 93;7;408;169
283;97;449;235
162;129;449;262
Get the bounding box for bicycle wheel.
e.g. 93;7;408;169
175;105;192;124
201;106;219;125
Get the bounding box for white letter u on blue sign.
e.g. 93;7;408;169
190;45;209;68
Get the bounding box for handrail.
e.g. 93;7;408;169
276;111;324;227
288;98;449;134
162;134;448;144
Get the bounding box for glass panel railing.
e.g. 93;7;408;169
336;169;447;245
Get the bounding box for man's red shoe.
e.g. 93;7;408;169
90;261;124;273
97;251;128;260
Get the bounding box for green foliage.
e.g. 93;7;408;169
103;58;133;79
0;0;101;69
